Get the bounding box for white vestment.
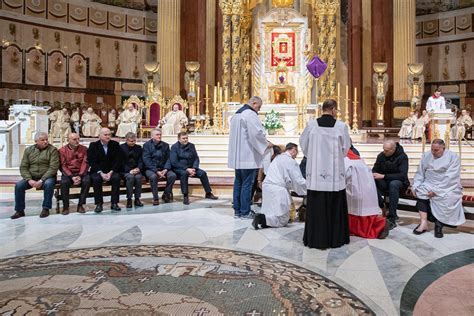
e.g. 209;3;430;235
261;152;307;227
300;119;351;191
398;116;415;138
81;112;102;137
49;110;71;138
412;150;465;226
344;157;381;216
412;117;425;139
426;96;446;112
451;114;472;140
161;110;188;135
71;110;80;134
116;109;140;137
228;107;268;169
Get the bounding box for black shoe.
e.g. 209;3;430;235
387;219;397;230
11;211;25;220
62;208;70;215
126;199;133;208
94;204;103;213
153;199;160;206
162;193;171;203
378;220;390;239
435;223;444;238
259;214;269;228
183;195;190;205
205;192;218;200
134;199;144;207
39;208;50;218
111;203;121;211
77;205;86;213
413;224;427;235
252;214;261;230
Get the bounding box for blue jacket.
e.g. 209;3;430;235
170;142;199;170
142;139;171;173
120;143;144;173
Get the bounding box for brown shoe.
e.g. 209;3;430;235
11;211;25;220
153;199;160;206
62;208;70;215
39;208;50;218
77;205;86;213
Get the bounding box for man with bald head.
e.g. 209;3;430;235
88;128;124;212
372;140;409;229
58;133;90;214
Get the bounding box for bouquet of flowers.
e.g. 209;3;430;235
262;110;283;131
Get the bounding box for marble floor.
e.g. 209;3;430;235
0;192;473;315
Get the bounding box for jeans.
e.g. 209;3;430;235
123;173;143;199
15;177;56;211
90;172;121;205
375;179;404;220
146;170;177;200
60;174;91;208
233;169;258;216
174;168;212;195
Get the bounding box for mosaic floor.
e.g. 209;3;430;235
0;193;472;315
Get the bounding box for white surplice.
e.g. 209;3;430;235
261;152;307;227
426;96;446;112
412;150;466;226
116;108;141;137
412;117;425;139
299;119;351;191
162;110;188;135
228;107;268;169
81;112;102;137
398;116;415;138
344;157;381;216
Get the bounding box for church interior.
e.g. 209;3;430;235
0;0;473;314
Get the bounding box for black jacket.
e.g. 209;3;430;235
142;139;171;172
87;139;124;173
120;143;144;173
372;142;410;187
170;142;199;170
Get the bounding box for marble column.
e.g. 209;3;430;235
157;0;181;98
393;0;416;102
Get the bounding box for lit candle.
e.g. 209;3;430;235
354;87;357;101
224;88;229;103
197;86;200;102
337;82;340;100
214;86;217;104
206;84;209;99
346;85;349;102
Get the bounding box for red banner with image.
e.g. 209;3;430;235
271;32;295;67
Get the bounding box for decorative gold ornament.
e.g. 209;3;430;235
373;63;388;124
426;47;432;81
408;63;424;111
95;38;102;75
114;41;121;77
10;50;19;64
273;0;294;7
75;59;83;73
54;56;63;72
54;32;60;49
460;43;467;80
442;45;450;80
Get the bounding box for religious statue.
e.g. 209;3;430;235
81;107;102;137
161;103;188;135
49;108;71;139
373;63;389;124
116;103;141;137
71;107;81;134
108;109;117;129
408;63;424;111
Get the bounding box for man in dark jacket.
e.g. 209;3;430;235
143;128;176;205
170;132;218;205
121;132;144;208
88;127;123;212
372;140;410;229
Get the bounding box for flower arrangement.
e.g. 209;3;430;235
263;109;283;131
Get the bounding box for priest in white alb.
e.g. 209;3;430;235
398;111;415;139
116;103;141;137
426;88;446;112
253;143;307;229
161;103;188;135
81;107;102;137
412;139;465;238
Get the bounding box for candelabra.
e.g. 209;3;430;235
203;96;211;130
351;97;359;134
344;85;350;128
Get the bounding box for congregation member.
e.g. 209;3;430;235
372;140;410;229
170;132;218;205
345;146;389;239
12;132;59;219
300;99;351;249
412;139;465;238
88;128;123;212
143;128;176;205
161;103;188;135
426;88;446;112
228;96;271;219
253;143;306;229
58;133;90;215
121;132;144;208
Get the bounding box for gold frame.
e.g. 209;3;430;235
165;95;189;114
141;95;164;138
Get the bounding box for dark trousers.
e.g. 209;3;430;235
123;173;143;199
233;168;258;216
15;178;56;211
90;172;121;205
375;179;404;220
60;174;91;208
174;168;211;195
146;170;177;200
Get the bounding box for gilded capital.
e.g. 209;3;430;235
231;0;244;15
313;0;339;16
219;0;233;15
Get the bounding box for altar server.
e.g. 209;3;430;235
412;139;465;238
253;143;306;229
228;96;271;218
300;99;351;249
426;88;446;112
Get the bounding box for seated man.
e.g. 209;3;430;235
253;143;306;229
116;103;141;138
143;128;177;205
162;103;188;135
121;132;144;208
170;132;217;205
412;139;465;238
451;109;473;140
81;107;102;137
88;128;123;212
372;140;410;229
12;132;59;219
398;111;415;139
59;133;90;215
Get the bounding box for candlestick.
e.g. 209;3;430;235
351;93;359;134
196;86;200;116
344;85;350;127
213;86;217;104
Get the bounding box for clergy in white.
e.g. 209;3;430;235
426;88;446;112
398;111;415;139
412;139;465;238
228;96;270;218
300;99;351;249
116;103;141;137
253;143;307;229
161;103;188;135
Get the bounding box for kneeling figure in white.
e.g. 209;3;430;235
253;143;307;229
